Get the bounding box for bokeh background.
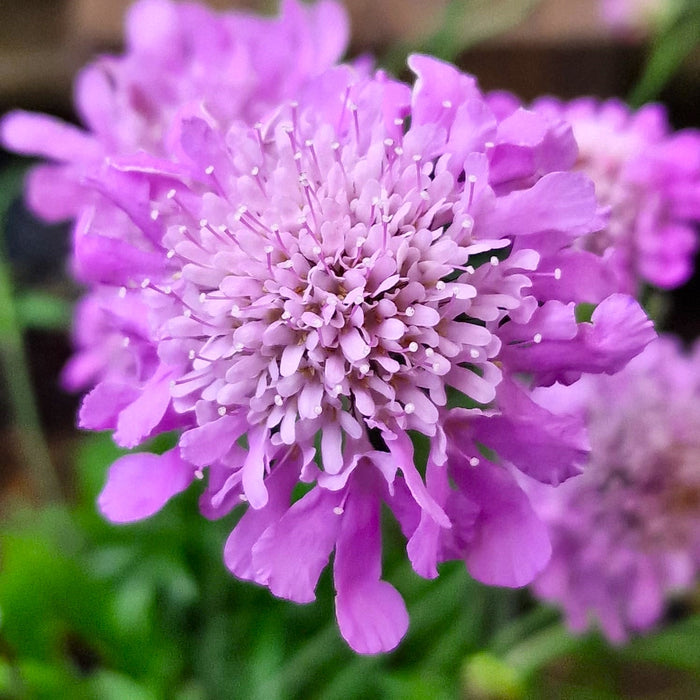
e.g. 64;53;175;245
1;1;698;697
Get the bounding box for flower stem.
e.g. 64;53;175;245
0;254;63;502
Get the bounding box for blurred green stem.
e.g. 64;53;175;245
503;622;584;677
0;255;62;502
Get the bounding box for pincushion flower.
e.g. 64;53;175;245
526;336;700;642
489;93;700;295
73;53;654;653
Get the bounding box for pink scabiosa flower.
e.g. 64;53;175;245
76;55;655;653
516;96;699;294
526;336;700;643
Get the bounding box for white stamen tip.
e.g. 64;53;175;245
199;293;206;303
469;457;480;467
118;287;127;298
150;209;159;221
312;245;322;255
442;100;452;109
436;280;446;291
470;348;480;359
264;245;274;254
432;362;440;372
199;219;208;228
468;174;478;184
218;406;227;416
333;506;344;515
122;337;130;347
554;268;562;280
194;469;204;480
408;342;419;352
166;249;175;259
166;188;176;199
188;349;196;360
490;256;499;266
140;278;150;289
314;405;323;415
534;333;543;344
360;363;370;375
394;118;404;126
239;494;248;502
204;165;215;175
425;347;435;357
274;394;284;406
461;216;474;229
405;306;415;317
404;402;415;415
251;166;259;176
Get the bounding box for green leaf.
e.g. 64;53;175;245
462;651;525;699
621;615;700;672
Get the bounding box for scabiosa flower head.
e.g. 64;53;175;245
76;53;655;653
528;96;700;294
526;336;700;643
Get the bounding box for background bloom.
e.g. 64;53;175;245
526;336;700;642
529;96;699;294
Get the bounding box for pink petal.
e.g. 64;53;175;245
252;486;343;603
334;487;409;654
98;448;195;523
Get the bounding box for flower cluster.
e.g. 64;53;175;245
2;0;659;654
488;93;700;295
526;336;700;642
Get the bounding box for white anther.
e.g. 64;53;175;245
384;138;394;147
163;286;172;294
205;165;215;175
420;191;430;201
394;118;404;126
490;256;499;266
281;311;292;320
442;100;452;109
461;215;474;229
404;402;415;414
199;293;206;303
140;278;150;289
118;287;127;298
235;342;244;352
432;362;440;372
360;363;370;375
294;151;302;161
231;304;240;316
194;469;204;480
274;394;284;406
382;214;392;223
264;245;274;255
333;506;344;515
331;141;340;151
166;188;176;199
436;280;446;291
394;146;404;156
533;333;543;344
412;154;421;163
408;342;419;352
334;384;343;395
199;219;208;228
466;265;475;274
122;337;130;348
239;494;248;502
470;348;480;359
150;209;159;221
313;246;322;255
405;306;415;317
484;141;495;150
314;405;323;416
467;174;478;184
188;349;196;360
166;249;175;259
554;268;562;280
218;406;227;416
183;309;192;318
469;457;480;467
251;166;260;176
425;347;435;357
